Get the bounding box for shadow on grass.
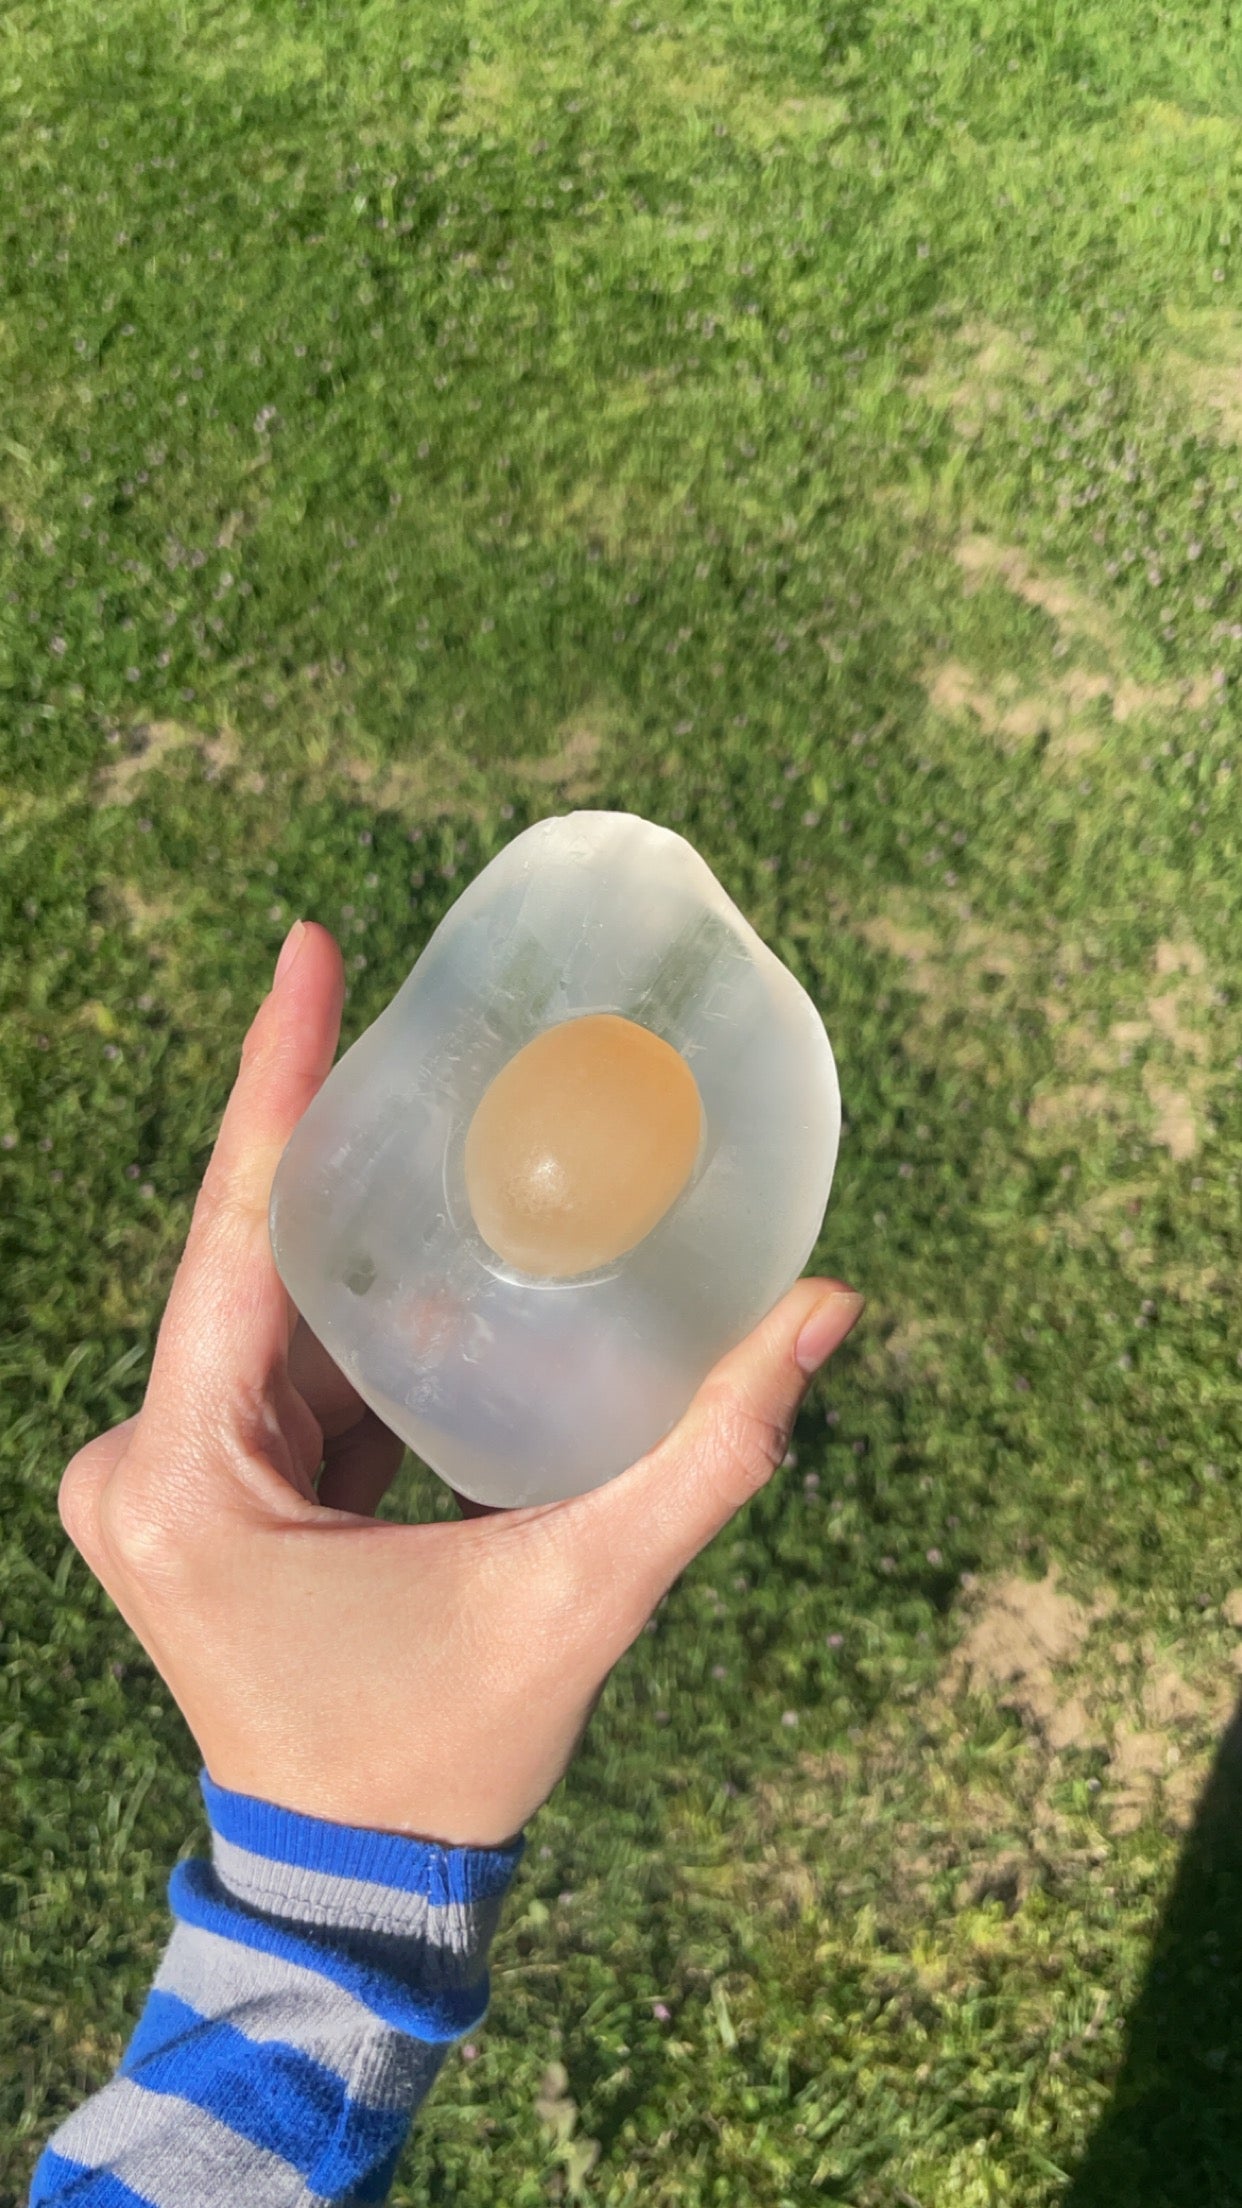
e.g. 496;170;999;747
1067;1699;1242;2208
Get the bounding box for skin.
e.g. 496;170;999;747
57;922;864;1849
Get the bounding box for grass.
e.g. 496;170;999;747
4;0;1242;2199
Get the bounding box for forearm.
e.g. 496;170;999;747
31;1773;522;2207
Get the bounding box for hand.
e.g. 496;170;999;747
58;923;864;1847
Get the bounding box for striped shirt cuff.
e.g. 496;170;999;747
30;1771;524;2207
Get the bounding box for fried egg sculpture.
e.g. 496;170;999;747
270;811;841;1506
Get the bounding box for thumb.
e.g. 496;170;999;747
144;921;346;1425
193;920;346;1241
574;1277;864;1623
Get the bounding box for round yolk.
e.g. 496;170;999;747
463;1013;703;1278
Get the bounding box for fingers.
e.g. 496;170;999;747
565;1277;864;1632
316;1412;407;1517
144;925;345;1432
288;1316;369;1443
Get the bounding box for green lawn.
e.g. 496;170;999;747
5;0;1242;2200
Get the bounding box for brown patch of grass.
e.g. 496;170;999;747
852;894;1034;1011
923;658;1079;747
1155;937;1208;979
1027;1082;1115;1132
108;881;181;963
1143;1664;1206;1730
940;1574;1234;1839
867;1312;947;1387
1108;1724;1170;1835
1030;935;1220;1160
635;40;849;148
1147;993;1210;1062
944;1568;1108;1746
91;705;607;824
1132;938;1215;1156
1159;304;1242;443
924;611;1215;766
852;908;944;1000
337;748;480;820
854;887;1228;1169
1142;1074;1202;1161
955;533;1120;656
515;719;603;799
910;318;1053;441
93;720;241;805
336;713;604;818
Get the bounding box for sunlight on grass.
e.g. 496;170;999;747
4;1;1242;2203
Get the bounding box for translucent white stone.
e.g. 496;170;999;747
269;811;841;1507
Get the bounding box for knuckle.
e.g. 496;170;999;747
58;1450;102;1557
239;998;274;1067
701;1384;789;1499
96;1474;191;1591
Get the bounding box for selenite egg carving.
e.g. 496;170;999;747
269;810;841;1507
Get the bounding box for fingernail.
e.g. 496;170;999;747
795;1289;865;1374
274;919;306;984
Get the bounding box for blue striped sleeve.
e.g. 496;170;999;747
29;1772;524;2208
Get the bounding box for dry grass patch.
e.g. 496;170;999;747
853;894;1035;1014
91;705;608;823
922;534;1218;765
93;719;242;805
944;1571;1236;1840
851;891;1228;1165
910;318;1054;441
944;1567;1112;1752
107;881;181;965
1158;302;1242;443
955;532;1120;658
514;718;603;799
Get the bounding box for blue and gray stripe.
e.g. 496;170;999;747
30;1773;523;2207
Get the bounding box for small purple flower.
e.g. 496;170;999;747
652;2002;671;2022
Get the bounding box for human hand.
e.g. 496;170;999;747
58;923;863;1847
